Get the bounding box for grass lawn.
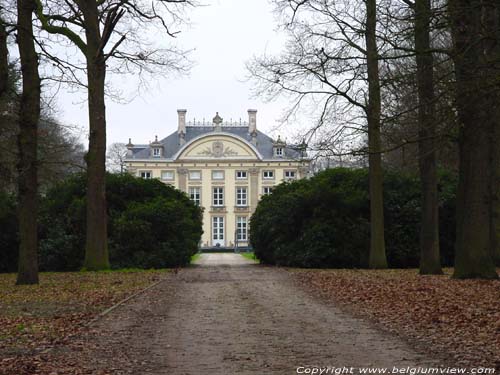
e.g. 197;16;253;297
290;267;500;368
0;269;168;361
239;252;258;262
190;252;202;263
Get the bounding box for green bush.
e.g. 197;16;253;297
0;192;18;272
39;173;203;270
250;168;457;268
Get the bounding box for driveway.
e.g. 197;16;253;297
76;253;439;374
192;252;257;266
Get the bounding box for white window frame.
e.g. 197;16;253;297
189;170;201;180
236;216;248;241
153;148;161;157
212;216;225;245
212;170;225;180
284;170;296;180
263;170;275;179
236;170;247;180
140;171;152;179
189;187;201;206
275;147;283;157
213;187;224;207
236;187;248;207
161;170;175;181
263;186;273;195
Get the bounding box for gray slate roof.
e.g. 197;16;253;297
127;126;302;160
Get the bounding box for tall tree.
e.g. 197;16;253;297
413;0;442;274
248;0;388;268
482;0;500;267
34;0;192;270
449;0;498;279
106;142;128;173
365;0;387;268
16;0;41;284
0;13;8;97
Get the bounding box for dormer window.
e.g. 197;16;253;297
150;135;163;158
272;135;286;158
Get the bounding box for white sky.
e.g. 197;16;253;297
56;0;294;147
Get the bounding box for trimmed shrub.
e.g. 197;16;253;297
39;173;203;270
250;168;457;268
111;196;202;268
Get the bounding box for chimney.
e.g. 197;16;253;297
248;109;257;135
177;109;187;145
126;138;134;157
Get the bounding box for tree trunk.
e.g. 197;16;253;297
82;0;109;270
492;109;500;267
450;0;498;279
365;0;387;269
0;17;8;96
16;0;40;285
414;0;442;275
484;0;500;267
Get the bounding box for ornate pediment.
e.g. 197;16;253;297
177;135;259;160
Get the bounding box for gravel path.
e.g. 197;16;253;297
192;252;257;266
79;254;439;374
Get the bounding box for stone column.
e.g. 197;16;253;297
249;168;259;213
177;167;188;192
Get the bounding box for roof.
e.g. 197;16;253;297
126;126;303;161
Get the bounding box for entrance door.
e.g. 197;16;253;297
212;217;225;247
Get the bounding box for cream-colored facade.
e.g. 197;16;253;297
125;109;309;250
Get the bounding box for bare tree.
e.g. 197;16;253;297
33;0;194;270
483;0;500;267
16;0;41;284
248;0;388;268
0;12;8;96
365;0;387;268
412;0;442;274
449;0;498;278
107;142;127;173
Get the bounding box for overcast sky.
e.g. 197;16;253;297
56;0;294;147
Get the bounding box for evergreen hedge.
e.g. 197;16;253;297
37;173;203;271
250;168;457;268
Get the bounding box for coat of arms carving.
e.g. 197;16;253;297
197;141;238;158
212;141;224;157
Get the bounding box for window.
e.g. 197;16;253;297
236;187;248;206
236;216;248;241
275;147;283;157
236;170;247;179
153;148;161;157
263;186;273;195
161;170;175;181
284;170;296;180
212;217;224;242
213;187;224;206
189;187;201;206
263;170;274;179
189;170;201;180
212;170;224;180
140;171;152;179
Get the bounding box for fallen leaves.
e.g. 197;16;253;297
0;270;168;375
290;268;500;369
